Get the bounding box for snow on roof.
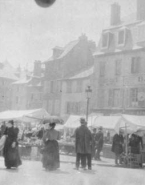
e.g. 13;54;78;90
12;78;31;85
69;67;94;80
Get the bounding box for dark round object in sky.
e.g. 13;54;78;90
34;0;56;8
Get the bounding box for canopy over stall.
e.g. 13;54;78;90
64;115;84;128
0;108;49;122
64;114;100;129
89;116;121;130
91;115;145;132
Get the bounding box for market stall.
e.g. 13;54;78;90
0;108;50;160
91;114;145;167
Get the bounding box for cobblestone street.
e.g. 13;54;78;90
0;155;145;185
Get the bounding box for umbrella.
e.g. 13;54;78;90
43;116;63;124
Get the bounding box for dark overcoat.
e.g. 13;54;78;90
3;127;21;168
111;134;124;155
75;125;92;154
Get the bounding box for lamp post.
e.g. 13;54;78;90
85;86;92;122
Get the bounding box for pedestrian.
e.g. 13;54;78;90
41;121;60;171
92;128;97;159
128;134;143;154
111;129;124;165
3;120;22;169
74;118;92;170
0;121;6;138
95;126;104;161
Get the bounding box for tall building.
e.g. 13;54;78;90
92;1;145;115
43;35;95;115
60;66;93;116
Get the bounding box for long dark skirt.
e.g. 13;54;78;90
42;140;60;171
3;146;22;168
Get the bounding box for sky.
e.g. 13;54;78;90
0;0;136;70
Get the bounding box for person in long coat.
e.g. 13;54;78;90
111;129;124;165
42;122;60;171
92;128;97;159
128;134;143;154
95;126;104;161
75;118;92;170
3;120;22;169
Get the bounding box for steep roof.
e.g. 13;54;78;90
57;40;78;59
44;40;78;63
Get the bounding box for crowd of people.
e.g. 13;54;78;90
111;129;144;166
0;117;144;171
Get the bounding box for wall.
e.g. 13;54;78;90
93;49;145;114
11;84;28;110
60;78;91;116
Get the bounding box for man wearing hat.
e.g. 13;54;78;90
95;126;104;161
111;129;124;165
74;117;92;170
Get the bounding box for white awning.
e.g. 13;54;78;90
0;108;49;122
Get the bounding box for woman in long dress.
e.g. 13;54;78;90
3;120;22;169
42;122;60;171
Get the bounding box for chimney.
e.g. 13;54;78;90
33;60;41;77
137;0;145;20
110;3;121;26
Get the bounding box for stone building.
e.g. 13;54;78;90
11;61;43;110
92;0;145;115
60;66;93;116
43;35;95;115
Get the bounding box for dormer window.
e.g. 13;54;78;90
117;28;126;46
101;32;110;49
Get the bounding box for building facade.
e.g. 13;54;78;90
92;0;145;115
60;67;93;116
43;35;95;115
11;61;43;110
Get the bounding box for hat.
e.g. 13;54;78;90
98;126;103;130
80;117;86;124
8;120;14;126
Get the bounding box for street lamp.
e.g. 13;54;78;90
85;86;92;122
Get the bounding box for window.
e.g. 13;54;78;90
66;102;71;114
130;88;138;103
131;57;140;74
115;60;121;75
113;89;120;107
100;61;106;77
54;100;60;114
66;102;81;115
48;100;53;114
138;24;145;42
76;80;83;93
108;89;114;107
67;81;72;93
102;32;109;48
56;81;61;93
117;29;126;45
